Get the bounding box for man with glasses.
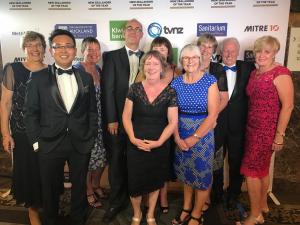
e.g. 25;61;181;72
24;29;97;225
102;18;144;223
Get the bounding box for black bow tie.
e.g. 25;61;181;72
128;50;142;57
223;65;237;72
57;68;73;75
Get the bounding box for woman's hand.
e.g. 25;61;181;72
143;139;162;150
2;135;15;154
131;138;151;152
184;136;199;149
174;136;189;151
272;133;284;152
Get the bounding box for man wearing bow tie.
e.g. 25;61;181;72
216;37;256;209
24;29;97;225
101;18;144;222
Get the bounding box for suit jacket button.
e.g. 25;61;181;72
66;128;69;132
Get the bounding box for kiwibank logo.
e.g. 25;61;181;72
110;20;127;41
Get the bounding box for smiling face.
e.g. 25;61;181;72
50;34;76;69
181;50;201;74
222;40;239;66
255;44;277;67
199;41;214;61
24;38;45;63
144;55;162;81
124;20;143;49
152;44;168;60
83;42;101;64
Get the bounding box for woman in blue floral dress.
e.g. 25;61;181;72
74;37;106;208
171;44;220;225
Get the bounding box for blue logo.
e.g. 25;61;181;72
148;22;162;38
197;23;227;37
55;24;97;39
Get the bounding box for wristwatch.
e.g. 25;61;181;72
193;133;201;139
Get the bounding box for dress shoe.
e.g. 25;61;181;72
102;207;122;223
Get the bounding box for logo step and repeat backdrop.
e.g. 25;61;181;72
0;0;291;67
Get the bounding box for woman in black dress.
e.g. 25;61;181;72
135;36;181;214
1;31;47;225
122;51;178;225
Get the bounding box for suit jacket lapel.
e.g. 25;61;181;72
69;67;84;113
120;47;130;81
49;64;67;113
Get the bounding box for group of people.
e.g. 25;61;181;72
0;17;294;225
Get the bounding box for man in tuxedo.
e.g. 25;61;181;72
215;37;256;208
101;18;144;222
24;29;97;225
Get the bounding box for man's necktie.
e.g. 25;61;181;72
57;68;73;75
128;50;142;57
223;65;237;72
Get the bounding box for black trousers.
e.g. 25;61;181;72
225;134;245;199
38;135;90;225
213;131;245;202
105;132;128;209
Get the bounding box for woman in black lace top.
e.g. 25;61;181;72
1;31;47;225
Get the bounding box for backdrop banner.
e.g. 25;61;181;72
0;0;291;67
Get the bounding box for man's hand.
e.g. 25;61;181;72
108;122;118;135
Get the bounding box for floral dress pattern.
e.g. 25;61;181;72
240;66;291;178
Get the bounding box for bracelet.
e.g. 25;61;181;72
273;141;284;145
276;130;285;137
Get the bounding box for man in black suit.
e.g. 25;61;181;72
215;37;256;208
24;29;97;225
101;18;144;222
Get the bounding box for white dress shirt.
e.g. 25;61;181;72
125;45;140;86
55;64;78;113
223;64;237;99
33;64;78;151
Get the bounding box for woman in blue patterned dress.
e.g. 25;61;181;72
74;37;107;208
171;44;220;225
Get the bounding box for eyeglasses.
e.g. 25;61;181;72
51;44;75;50
125;26;142;33
182;56;200;62
25;43;43;49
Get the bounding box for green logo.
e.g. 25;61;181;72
109;20;127;41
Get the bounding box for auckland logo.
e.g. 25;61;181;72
148;22;163;38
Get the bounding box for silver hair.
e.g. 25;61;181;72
219;37;240;53
179;44;202;65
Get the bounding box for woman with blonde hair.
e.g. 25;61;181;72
238;35;294;225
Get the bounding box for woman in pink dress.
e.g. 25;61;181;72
239;36;294;225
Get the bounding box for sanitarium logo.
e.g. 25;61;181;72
110;20;127;41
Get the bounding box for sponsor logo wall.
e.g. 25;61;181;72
0;0;291;67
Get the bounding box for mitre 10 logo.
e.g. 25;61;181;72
244;25;279;32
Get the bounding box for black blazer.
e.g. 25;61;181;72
218;60;256;135
24;64;97;154
101;46;143;132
